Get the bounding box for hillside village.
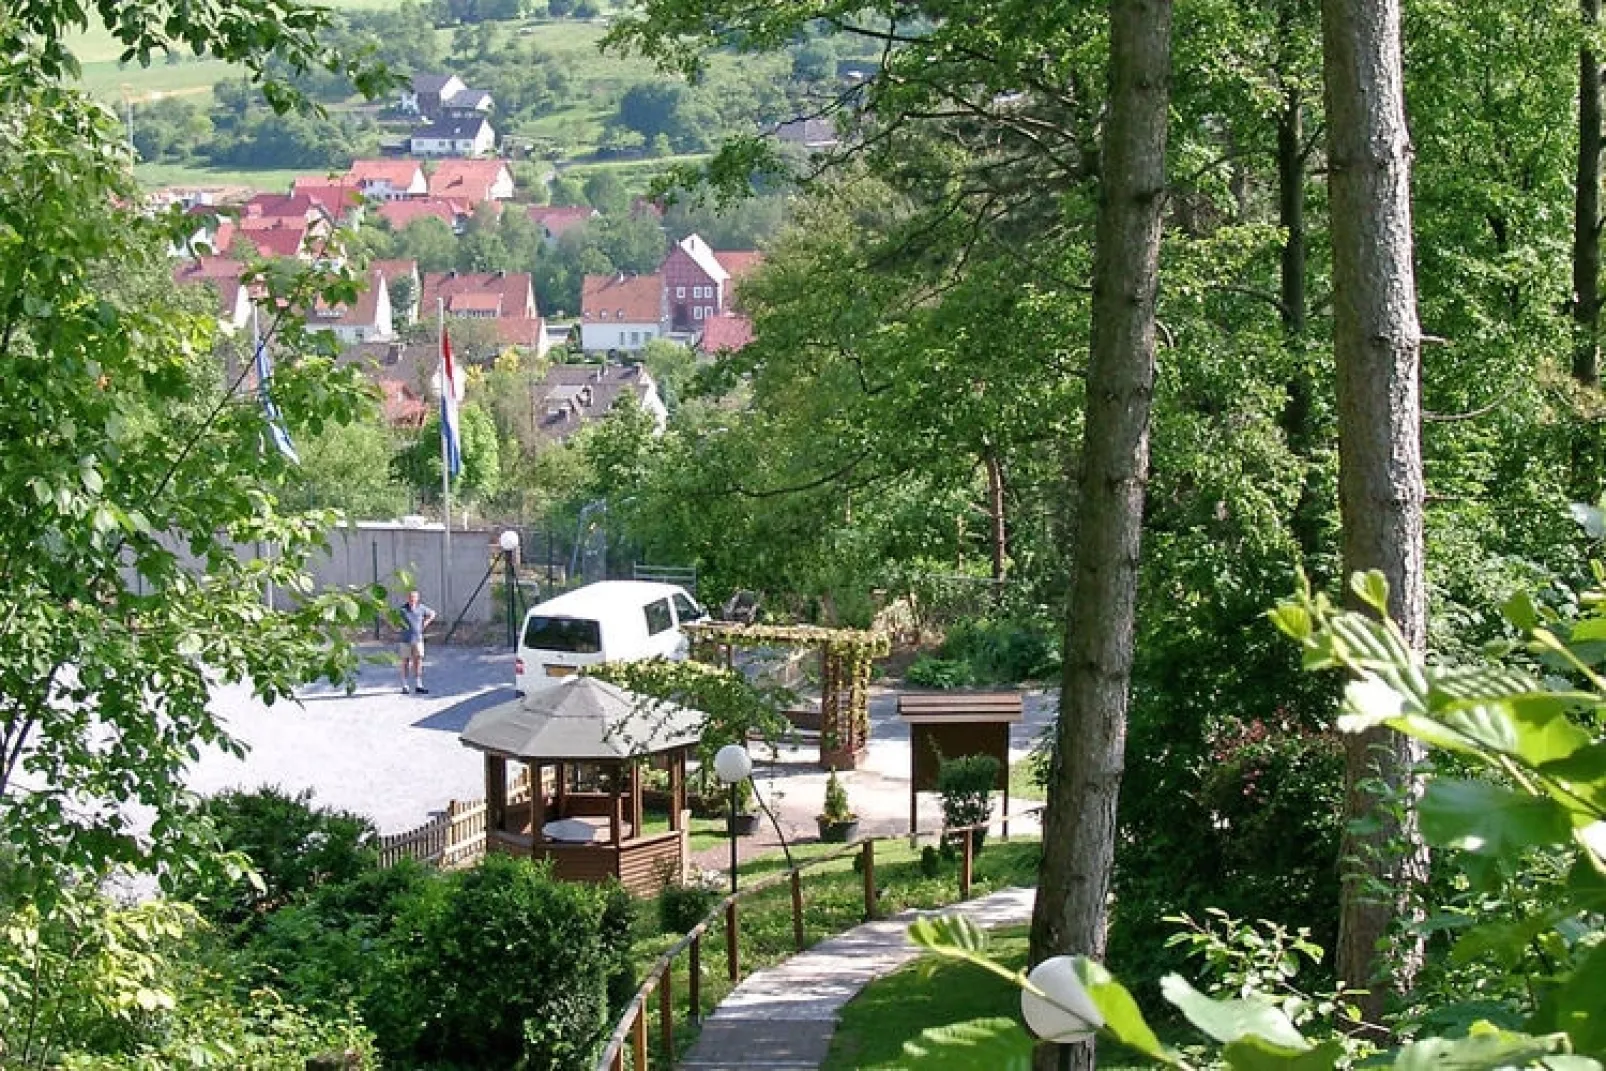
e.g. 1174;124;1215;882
163;70;768;446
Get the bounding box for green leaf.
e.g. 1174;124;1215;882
1224;1037;1344;1071
1074;959;1173;1062
901;1017;1033;1070
1352;570;1391;615
1393;1025;1584;1071
1420;779;1573;856
1160;974;1310;1051
1503;591;1540;631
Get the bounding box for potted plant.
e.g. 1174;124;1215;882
728;778;761;837
815;769;860;843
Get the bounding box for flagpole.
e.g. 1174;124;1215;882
253;304;274;612
439;295;452;618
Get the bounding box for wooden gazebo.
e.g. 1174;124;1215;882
459;676;701;896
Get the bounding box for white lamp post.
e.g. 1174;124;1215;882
497;530;520;648
713;743;753;894
1020;955;1104;1044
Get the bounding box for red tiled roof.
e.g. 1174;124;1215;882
237;226;306;260
528;204;596;237
428;159;512;203
293;180;362;215
172;256;244;283
370;259;418;284
378;198;462;231
420;271;538;321
243;192;324;222
346;159;426;190
447;292;503;314
309;268;386;328
494;317;545;348
377;379;428;425
714;250;764;281
581;273;664;324
699;313;755;353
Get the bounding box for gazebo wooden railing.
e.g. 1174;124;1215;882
592;804;1046;1071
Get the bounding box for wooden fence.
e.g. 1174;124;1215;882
376;769;532;870
593;804;1045;1071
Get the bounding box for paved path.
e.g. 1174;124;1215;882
681;886;1036;1070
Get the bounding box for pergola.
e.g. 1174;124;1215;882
459;676;701;896
685;621;890;770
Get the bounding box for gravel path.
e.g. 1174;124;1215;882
193;644;1059;838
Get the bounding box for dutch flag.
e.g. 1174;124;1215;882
440;328;463;477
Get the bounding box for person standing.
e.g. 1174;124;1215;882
397;590;437;694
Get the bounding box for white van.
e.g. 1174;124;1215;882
514;580;708;695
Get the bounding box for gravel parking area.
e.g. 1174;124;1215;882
193;644;1059;839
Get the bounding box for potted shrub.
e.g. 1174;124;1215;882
937;753;1000;855
728;778;760;837
815;769;860;843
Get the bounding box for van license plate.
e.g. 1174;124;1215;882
545;665;577;678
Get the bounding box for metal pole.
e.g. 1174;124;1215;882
505;549;517;649
439;296;452;620
728;783;739;895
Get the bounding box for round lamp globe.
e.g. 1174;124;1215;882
1021;956;1104;1043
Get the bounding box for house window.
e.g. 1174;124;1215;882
675;287;685;298
630;331;641;344
616;308;624;318
693;306;704;321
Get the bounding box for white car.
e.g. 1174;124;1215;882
514;580;708;695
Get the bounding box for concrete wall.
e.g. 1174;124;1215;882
294;522;498;625
147;523;500;628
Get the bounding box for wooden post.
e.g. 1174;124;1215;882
909;782;918;843
689;934;702;1024
629;760;643;843
1002;763;1011;842
790;870;805;951
861;840;876;921
631;1002;647;1071
610;1041;624;1071
960;826;974;900
610;761;623;845
485;754;507;838
660;966;674;1061
725;901;740;983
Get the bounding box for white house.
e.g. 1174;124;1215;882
345;160;428;201
304;268;394;344
410;117;496;158
579;273;668;353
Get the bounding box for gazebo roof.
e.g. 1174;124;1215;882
459;676;702;760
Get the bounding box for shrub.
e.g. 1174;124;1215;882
378;854;630;1068
177;786;379;926
937;754;1000;853
940;615;1061;684
905;655;975;689
658;881;721;936
820;769;855;822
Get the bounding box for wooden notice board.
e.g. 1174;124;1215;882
898;692;1023;835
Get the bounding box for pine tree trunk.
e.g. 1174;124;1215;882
1028;1;1172;1067
1576;0;1602;390
1321;0;1430;1027
985;448;1008;593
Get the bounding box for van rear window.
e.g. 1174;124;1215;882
522;616;602;654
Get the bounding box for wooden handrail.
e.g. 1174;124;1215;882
591;803;1046;1071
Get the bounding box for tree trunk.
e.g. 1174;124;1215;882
985;448;1008;594
1576;0;1602;390
1575;0;1602;497
1321;0;1430;1027
1277;80;1324;563
1028;0;1172;1068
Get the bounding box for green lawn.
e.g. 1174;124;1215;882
133;162;306;192
826;924;1177;1071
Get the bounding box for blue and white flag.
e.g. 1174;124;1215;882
253;312;299;464
440;328;462;477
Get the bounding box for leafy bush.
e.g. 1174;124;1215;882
378;854;633;1068
177;786;379;926
938;754;999;853
941;616;1061;683
905;655;975;689
658;881;721;936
